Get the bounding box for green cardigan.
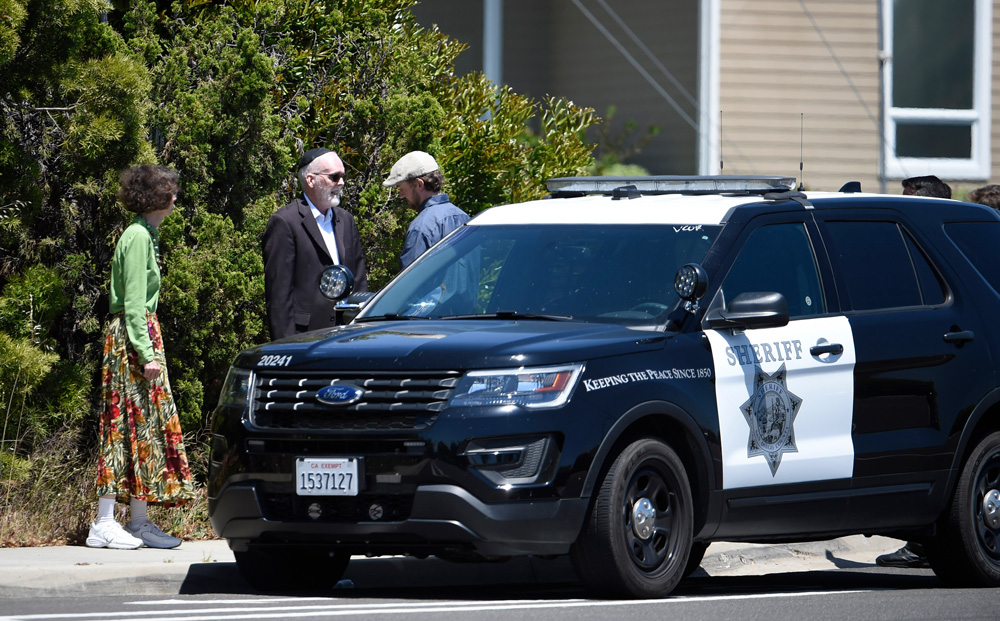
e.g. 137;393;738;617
108;215;161;364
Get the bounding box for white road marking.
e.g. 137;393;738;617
1;590;867;621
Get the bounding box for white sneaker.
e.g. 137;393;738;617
86;521;143;550
125;520;182;549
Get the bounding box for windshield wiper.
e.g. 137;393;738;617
354;313;431;322
438;311;574;321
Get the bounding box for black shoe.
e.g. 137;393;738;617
876;545;930;568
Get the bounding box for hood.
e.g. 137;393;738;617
240;320;667;371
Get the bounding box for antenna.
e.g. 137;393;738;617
798;113;805;191
719;110;724;172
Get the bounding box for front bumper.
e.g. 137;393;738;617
210;481;588;557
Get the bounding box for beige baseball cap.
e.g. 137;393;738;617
382;151;439;187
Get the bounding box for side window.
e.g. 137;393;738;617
824;221;943;311
903;232;947;305
719;223;825;318
945;221;1000;295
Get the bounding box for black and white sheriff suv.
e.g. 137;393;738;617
209;175;1000;597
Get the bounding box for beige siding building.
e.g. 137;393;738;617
413;0;996;194
990;2;1000;190
717;1;882;191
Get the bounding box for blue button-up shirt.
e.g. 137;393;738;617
400;194;470;268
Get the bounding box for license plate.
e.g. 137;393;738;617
295;458;359;496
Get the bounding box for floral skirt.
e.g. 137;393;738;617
96;311;195;506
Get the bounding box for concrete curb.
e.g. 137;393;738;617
0;535;906;598
697;535;904;577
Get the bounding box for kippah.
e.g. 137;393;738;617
297;147;331;171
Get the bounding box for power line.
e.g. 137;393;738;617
797;0;904;179
595;0;699;109
570;0;700;133
573;0;757;172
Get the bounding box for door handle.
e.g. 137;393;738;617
810;343;844;356
943;330;975;344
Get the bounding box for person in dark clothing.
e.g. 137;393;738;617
876;174;954;569
263;148;368;340
901;175;951;199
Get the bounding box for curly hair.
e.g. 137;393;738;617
117;165;179;214
967;184;1000;210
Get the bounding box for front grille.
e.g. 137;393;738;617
250;370;460;431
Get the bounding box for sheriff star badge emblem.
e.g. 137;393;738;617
739;363;802;476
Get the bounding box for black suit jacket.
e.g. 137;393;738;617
263;197;368;340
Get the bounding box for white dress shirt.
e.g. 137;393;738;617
305;196;340;264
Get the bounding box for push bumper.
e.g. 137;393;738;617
210;481;589;557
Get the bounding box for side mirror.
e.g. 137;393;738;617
704;291;789;330
319;265;355;301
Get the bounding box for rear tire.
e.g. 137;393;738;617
234;545;351;592
925;431;1000;586
571;438;693;598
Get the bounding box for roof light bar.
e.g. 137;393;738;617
546;175;797;195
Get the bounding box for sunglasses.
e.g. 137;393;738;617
313;171;345;183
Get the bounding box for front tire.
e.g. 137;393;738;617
926;431;1000;586
234;545;351;592
571;438;693;598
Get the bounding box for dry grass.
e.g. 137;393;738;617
0;430;218;547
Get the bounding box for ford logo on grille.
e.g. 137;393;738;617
316;384;364;406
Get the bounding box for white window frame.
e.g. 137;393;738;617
698;0;720;175
881;0;992;180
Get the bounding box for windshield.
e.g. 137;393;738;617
361;224;722;328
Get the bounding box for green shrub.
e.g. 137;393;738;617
1;0;603;544
0;264;69;341
0;332;59;459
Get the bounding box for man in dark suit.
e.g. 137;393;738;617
263;148;368;340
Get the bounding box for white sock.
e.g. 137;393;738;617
129;498;148;528
96;496;116;523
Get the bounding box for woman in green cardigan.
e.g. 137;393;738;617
86;165;195;549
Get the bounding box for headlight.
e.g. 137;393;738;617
450;364;583;409
218;367;252;408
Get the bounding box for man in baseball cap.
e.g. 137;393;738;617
383;151;470;268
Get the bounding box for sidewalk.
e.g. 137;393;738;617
0;535;906;598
